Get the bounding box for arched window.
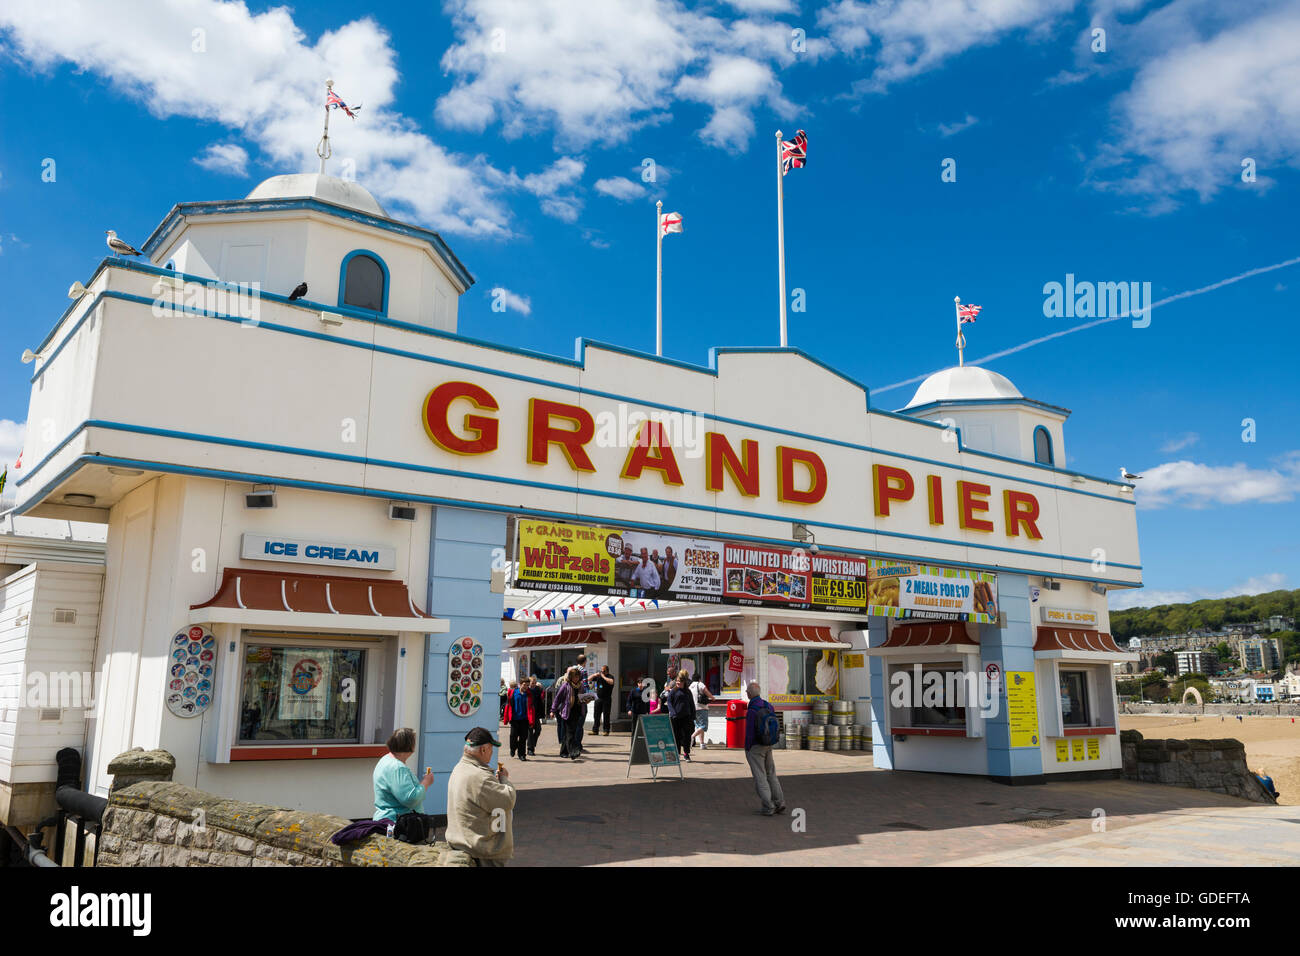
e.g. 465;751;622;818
339;250;388;314
1033;426;1054;466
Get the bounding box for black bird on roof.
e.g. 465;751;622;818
288;282;308;302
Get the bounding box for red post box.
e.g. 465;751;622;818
725;699;748;749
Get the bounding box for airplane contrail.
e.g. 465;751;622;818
873;254;1300;396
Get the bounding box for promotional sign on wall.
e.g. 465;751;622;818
865;561;999;624
277;651;332;721
516;520;995;622
165;625;216;718
448;636;484;717
1006;671;1040;747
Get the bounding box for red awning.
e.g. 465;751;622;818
1035;627;1124;654
879;622;976;649
669;629;740;650
761;624;842;644
191;567;432;618
509;629;606;649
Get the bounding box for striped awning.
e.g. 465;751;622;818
879;622;976;649
1035;627;1124;654
508;628;606;649
666;629;740;651
761;624;847;646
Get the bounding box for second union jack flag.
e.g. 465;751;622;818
327;88;361;119
781;130;807;176
958;303;981;323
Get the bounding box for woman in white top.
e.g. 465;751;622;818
689;674;713;750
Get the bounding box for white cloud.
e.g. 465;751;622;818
1089;1;1300;205
818;0;1076;93
675;55;794;152
1158;432;1199;454
435;0;802;153
194;143;250;176
0;420;25;471
490;156;586;222
1109;573;1288;610
594;177;648;201
0;1;517;236
490;287;532;316
936;113;979;137
1135;453;1300;509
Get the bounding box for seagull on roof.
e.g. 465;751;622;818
105;230;143;257
288;282;308;301
1120;466;1142;480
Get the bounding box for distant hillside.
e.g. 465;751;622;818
1110;589;1300;640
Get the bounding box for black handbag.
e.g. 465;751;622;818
393;812;435;844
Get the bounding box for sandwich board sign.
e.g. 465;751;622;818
627;714;683;781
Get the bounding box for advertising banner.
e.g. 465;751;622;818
517;521;996;622
865;560;999;624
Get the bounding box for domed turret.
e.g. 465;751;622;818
903;366;1021;409
897;365;1067;465
245;173;388;218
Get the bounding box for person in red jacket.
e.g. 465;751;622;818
503;680;535;762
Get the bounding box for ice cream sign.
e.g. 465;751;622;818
447;636;484;717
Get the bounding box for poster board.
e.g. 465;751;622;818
626;714;683;781
516;520;996;622
1006;671;1040;747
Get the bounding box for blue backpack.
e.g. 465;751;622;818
752;701;781;746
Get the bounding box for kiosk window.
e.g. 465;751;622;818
901;664;967;728
238;645;364;744
1060;670;1090;726
769;648;839;698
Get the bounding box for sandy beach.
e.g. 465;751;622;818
1121;713;1300;805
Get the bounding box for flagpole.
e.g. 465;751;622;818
776;130;788;348
656;200;664;357
954;296;965;367
317;78;334;175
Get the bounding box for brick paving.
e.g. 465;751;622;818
498;728;1290;866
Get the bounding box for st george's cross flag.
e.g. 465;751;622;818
958;303;982;323
781;130;807;175
660;211;683;235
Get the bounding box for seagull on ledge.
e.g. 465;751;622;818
1120;466;1142;480
105;230;143;256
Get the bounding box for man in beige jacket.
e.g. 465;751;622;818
445;727;517;866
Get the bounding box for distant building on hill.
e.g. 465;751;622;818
1175;649;1217;677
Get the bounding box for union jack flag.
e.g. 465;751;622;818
781;130;807;176
327;88;361;119
958;303;981;323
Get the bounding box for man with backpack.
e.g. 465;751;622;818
744;682;786;816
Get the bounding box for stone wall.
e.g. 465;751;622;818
1120;730;1277;804
94;749;471;867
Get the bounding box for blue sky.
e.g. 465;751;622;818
0;0;1296;609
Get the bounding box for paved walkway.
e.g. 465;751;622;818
500;729;1296;866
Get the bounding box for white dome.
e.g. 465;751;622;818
245;173;388;218
903;365;1022;408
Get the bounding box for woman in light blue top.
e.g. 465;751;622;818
373;727;434;821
